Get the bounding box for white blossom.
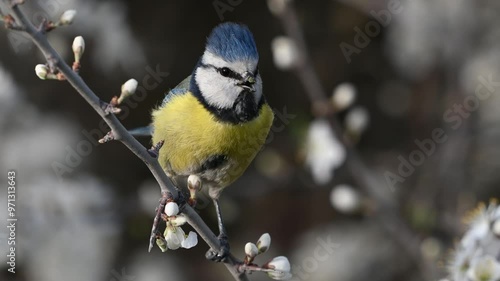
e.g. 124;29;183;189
330;185;361;214
271;36;299;70
461;211;490;250
164;225;185;250
345;106;369;135
267;0;290;16
305;119;346;185
332;83;356;111
169;215;188;227
492;220;500;236
449;244;476;281
447;201;500;281
181;231;198;249
160;213;198;251
466;255;500;281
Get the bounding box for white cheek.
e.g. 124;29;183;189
195;67;240;109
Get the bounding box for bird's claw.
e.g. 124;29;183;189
205;234;230;262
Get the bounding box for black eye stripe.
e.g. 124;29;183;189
219;67;230;77
217;67;242;80
200;63;243;80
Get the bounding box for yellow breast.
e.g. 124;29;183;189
151;92;274;186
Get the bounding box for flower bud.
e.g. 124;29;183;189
72;36;85;62
165;202;179;216
245;242;258;258
345;106;369;135
267;0;290;16
59;10;76;25
117;79;138;104
35;64;49;80
187;174;202;191
156;237;167;252
257;233;271;253
265;256;292;280
271;36;299;70
305;119;346;185
330;184;361;214
332;83;356;111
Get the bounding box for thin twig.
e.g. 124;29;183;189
274;2;435;280
4;2;247;280
149;191;169;253
238;264;274;273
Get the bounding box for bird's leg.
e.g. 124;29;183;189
205;199;230;262
187;175;202;207
214;199;228;239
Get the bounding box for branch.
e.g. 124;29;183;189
272;2;436;279
4;3;247;280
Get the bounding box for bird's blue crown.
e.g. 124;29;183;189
205;22;258;62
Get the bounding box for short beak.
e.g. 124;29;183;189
238;71;256;92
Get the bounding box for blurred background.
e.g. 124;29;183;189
1;0;500;280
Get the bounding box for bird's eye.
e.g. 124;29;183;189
218;67;231;77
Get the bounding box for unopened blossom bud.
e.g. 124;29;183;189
265;256;292;280
332;83;356;111
72;36;85;62
164;202;179;217
156;238;167;252
35;64;49;80
245;242;258;258
271;36;299;70
117;79;138;104
345;106;369;135
59;10;76;25
257;233;271;253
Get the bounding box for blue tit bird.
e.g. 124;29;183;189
150;22;274;261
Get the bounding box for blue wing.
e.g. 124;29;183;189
161;75;191;107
